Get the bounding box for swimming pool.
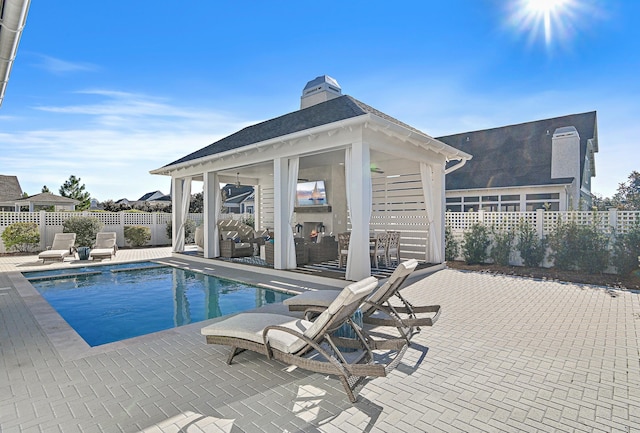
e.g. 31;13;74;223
24;262;291;347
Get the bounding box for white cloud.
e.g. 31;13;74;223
35;54;99;75
1;90;256;201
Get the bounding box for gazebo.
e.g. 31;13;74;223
14;192;78;212
151;76;471;280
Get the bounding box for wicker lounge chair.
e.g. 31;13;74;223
39;233;76;263
89;232;117;260
201;276;407;403
284;259;441;342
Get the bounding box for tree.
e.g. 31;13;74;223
59;175;91;210
189;192;203;213
41;185;51;193
613;170;640;210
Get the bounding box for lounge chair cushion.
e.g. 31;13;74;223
283;289;339;310
50;233;76;251
38;250;72;260
90;248;115;258
302;276;377;340
201;313;314;354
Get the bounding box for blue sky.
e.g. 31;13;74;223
1;0;637;201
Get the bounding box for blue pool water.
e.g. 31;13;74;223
24;263;291;347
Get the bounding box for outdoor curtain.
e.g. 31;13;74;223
286;157;299;268
420;163;442;263
174;176;192;252
211;172;222;257
345;146;372;281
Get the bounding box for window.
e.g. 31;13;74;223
501;194;519;201
501;203;520;212
526;193;559;200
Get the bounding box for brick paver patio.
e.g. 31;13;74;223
1;249;639;432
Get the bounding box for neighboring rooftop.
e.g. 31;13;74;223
437;111;597;190
0;174;23;202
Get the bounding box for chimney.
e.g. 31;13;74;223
551;126;580;181
300;75;342;109
551;126;581;209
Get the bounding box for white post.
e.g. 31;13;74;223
203;171;221;258
172;177;184;252
273;157;289;269
39;210;46;250
608;208;618;233
434;164;446;263
536;208;545;239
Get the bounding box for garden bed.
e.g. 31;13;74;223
446;260;640;290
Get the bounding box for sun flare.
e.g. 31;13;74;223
508;0;585;49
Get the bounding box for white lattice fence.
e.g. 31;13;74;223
0;211;180;253
445;209;640;265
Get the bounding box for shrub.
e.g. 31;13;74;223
1;222;40;252
444;225;459;261
165;219;197;244
124;225;151;247
490;227;515;266
548;219;610;273
462;223;490;265
62;216;104;247
242;215;255;229
611;223;640;276
517;220;547;268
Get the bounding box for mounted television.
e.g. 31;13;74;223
296;180;327;207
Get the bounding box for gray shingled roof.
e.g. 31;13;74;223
164;95;427;168
437;112;597;190
15;192;79;205
0;175;23;203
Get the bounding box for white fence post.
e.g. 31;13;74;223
39;210;46;250
609;208;618;233
536;209;545;239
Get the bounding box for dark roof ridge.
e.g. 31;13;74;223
438;110;596;138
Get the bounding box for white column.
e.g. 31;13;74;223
171;177;184;252
434;163;445;263
203;171;221;258
273;157;290;269
345;141;372;281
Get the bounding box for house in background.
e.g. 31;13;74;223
114;191;171;208
0;175;23;210
437;111;597;212
14;192;78;211
136;190;171;207
222;184;254;214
